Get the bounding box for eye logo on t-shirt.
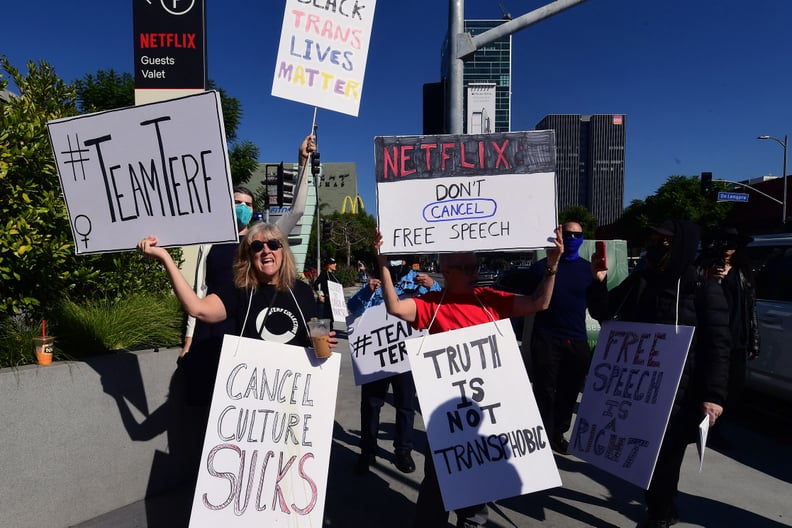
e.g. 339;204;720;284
255;306;299;343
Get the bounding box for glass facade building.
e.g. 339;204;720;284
536;114;625;225
441;20;512;133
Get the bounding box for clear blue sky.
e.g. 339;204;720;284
4;0;792;219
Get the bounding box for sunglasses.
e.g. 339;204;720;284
563;231;584;239
249;239;282;253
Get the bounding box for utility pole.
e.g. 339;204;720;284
447;0;588;134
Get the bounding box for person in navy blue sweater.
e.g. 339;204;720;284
526;220;594;455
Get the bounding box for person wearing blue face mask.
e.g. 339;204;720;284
525;220;595;455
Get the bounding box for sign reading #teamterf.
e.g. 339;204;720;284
375;131;558;254
47;91;237;255
190;335;341;527
569;320;694;489
406;320;561;511
272;0;377;117
346;303;425;385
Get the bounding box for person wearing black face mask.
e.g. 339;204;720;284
524;220;595;455
587;219;731;528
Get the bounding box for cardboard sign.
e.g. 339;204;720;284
189;335;341;527
271;0;377;117
406;320;561;511
327;281;348;323
375;131;558;254
569;321;694;489
47;91;237;254
346;303;425;385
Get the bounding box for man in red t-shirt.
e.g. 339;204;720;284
374;228;563;528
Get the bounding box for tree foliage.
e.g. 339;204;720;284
614;175;732;246
559;205;599;238
0;58;177;319
308;211;377;268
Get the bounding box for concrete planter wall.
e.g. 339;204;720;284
0;347;194;528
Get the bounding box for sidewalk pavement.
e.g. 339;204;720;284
75;294;792;528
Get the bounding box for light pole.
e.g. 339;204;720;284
758;134;788;224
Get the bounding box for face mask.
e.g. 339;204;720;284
645;242;671;271
235;203;252;228
389;260;403;267
562;235;584;260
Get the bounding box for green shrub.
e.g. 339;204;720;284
53;294;184;358
333;264;360;287
0;315;43;368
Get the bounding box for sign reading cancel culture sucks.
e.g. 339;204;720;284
272;0;377;116
406;320;561;511
190;335;341;527
569;321;694;489
375;131;558;255
47;91;236;254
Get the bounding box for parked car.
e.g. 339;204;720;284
744;233;792;402
476;266;499;286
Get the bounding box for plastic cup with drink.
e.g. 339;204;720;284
308;318;332;359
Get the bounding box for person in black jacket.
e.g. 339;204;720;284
587;219;732;528
700;226;760;449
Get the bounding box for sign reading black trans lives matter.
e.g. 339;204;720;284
375;131;558;254
47;91;237;255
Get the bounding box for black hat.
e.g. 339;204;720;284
652;220;676;237
323;257;336;266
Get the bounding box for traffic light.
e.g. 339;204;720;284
321;218;332;239
700;172;713;196
311;152;321;177
278;163;296;207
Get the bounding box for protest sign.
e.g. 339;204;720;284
346;303;426;385
189;335;341;527
569;321;694;489
406;320;561;511
47;91;236;254
272;0;377;117
375;131;558;255
327;281;348;323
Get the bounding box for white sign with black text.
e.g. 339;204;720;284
189;335;341;527
569;320;694;489
406;320;561;511
47;91;236;254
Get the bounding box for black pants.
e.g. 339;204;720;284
414;449;488;528
530;332;591;441
645;406;699;520
360;372;417;456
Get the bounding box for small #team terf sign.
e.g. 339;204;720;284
406;320;561;511
346;303;425;385
375;131;558;255
569;321;694;489
272;0;377;117
190;335;341;527
47;91;237;254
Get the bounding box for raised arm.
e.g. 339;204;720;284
374;230;417;323
512;225;563;316
137;236;227;324
275;134;315;235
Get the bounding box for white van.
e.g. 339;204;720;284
744;234;792;402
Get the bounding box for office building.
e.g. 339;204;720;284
431;19;512;134
536;114;625;225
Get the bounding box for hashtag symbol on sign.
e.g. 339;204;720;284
351;333;372;358
61;134;91;182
